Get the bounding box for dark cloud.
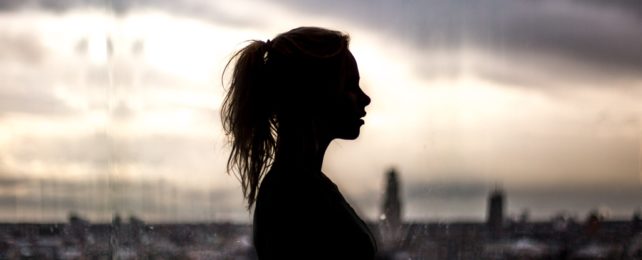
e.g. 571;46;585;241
0;0;27;10
5;0;640;87
270;0;642;87
478;2;642;84
575;0;642;19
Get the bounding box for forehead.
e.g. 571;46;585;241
342;51;360;78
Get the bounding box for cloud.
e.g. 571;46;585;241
1;0;640;223
0;0;262;28
575;0;642;19
4;132;222;173
0;88;73;116
0;175;28;188
0;32;45;63
0;30;74;116
268;0;642;88
7;0;640;89
5;0;641;88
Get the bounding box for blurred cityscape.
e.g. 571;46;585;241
1;170;640;260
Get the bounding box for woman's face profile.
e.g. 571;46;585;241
327;51;371;140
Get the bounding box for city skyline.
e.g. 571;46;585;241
1;169;639;223
2;173;640;259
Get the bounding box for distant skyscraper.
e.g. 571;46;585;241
380;168;403;248
632;210;641;233
487;187;504;237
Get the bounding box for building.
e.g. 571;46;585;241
380;168;403;249
487;187;504;238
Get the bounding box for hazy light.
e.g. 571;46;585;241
87;34;110;64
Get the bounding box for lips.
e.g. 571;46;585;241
357;112;366;124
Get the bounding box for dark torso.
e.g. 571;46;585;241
253;169;377;259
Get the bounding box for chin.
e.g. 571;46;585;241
336;128;361;140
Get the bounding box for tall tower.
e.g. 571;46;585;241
487;187;504;238
380;168;402;248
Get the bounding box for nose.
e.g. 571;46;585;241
361;89;371;107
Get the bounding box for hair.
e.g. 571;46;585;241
221;27;351;210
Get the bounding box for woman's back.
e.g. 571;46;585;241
253;168;377;259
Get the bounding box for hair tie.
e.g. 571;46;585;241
262;40;271;64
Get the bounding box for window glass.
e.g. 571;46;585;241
1;0;640;259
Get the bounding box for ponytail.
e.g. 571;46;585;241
222;27;351;211
221;40;276;210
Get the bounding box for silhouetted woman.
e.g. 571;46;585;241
222;27;376;259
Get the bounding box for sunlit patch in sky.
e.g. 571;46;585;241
86;33;110;64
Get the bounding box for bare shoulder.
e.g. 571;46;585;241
254;170;330;220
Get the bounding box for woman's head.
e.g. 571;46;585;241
265;27;367;128
221;27;370;208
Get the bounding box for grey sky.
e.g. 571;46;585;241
0;0;640;223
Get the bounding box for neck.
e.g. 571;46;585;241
272;122;332;175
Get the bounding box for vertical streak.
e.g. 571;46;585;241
104;1;118;258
